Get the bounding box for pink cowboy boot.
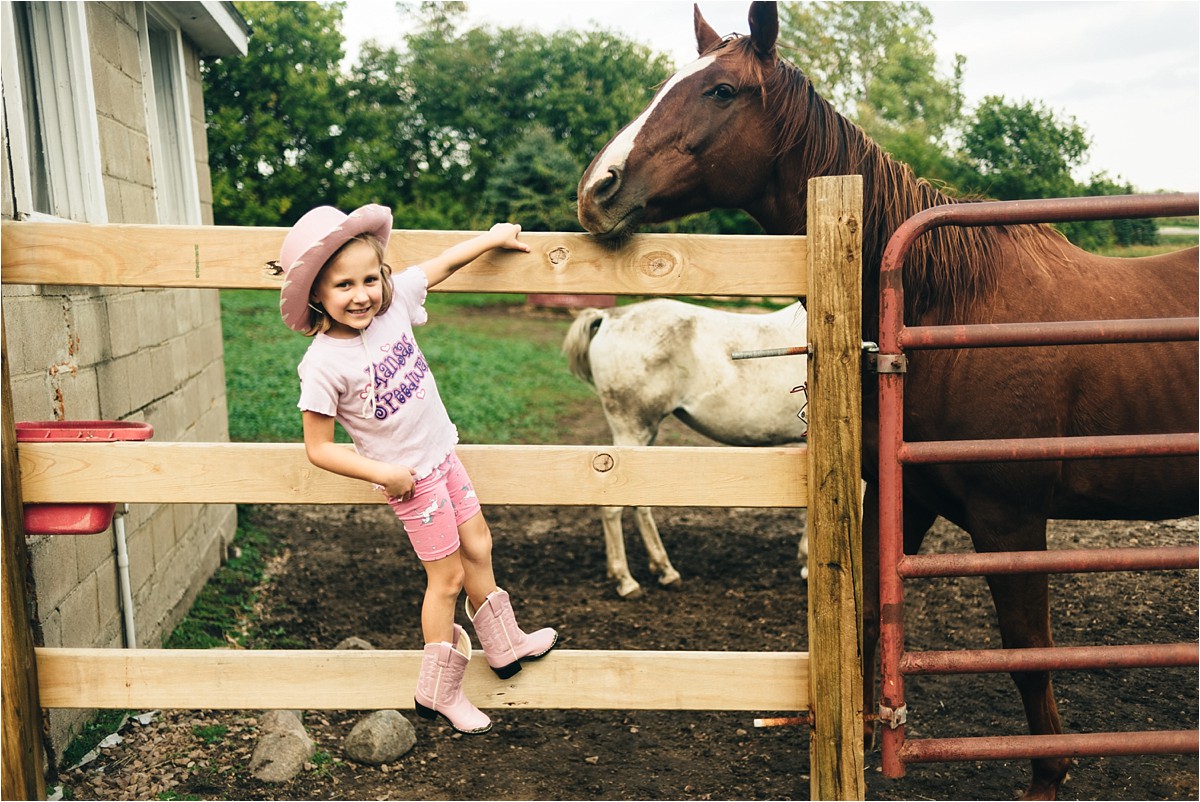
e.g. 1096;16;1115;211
465;588;559;679
413;624;491;734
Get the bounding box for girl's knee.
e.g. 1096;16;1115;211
424;556;465;596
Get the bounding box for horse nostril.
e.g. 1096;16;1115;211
595;167;622;200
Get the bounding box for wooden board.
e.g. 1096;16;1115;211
0;221;807;297
35;648;810;712
16;442;807;508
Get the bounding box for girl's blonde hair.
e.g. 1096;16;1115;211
304;233;395;336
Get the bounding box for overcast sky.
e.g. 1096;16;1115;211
341;1;1199;194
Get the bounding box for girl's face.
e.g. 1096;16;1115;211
310;239;385;338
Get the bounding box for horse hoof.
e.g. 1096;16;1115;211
657;571;682;588
617;582;643;599
800;566;809;581
1020;775;1066;801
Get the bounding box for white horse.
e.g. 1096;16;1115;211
562;298;810;597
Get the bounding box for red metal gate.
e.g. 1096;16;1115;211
875;193;1200;775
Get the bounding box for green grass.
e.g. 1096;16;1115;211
220;291;595;444
191;724;229;745
306;750;340;778
220;291;322;443
163;516;274;649
61;710;132;768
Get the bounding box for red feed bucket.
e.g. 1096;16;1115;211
15;420;154;535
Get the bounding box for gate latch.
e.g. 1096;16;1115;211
867;352;907;374
877;702;908;729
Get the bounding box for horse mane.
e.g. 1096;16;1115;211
713;36;1069;321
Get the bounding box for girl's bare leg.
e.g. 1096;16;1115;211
419;552;464;644
456;511;498;611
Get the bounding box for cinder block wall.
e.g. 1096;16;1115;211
2;3;236;759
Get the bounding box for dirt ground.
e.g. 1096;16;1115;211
57;362;1198;801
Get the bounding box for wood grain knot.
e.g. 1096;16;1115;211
638;250;678;278
591;453;615;472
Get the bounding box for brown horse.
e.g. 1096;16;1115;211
577;3;1199;799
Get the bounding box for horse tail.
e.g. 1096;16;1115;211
562;307;608;386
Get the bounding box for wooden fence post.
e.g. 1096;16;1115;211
806;175;865;800
2;319;47;801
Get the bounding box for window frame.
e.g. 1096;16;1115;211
139;2;202;225
0;0;107;223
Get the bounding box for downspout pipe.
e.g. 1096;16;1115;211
113;504;136;648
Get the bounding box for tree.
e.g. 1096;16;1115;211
393;21;675;226
958;95;1091;201
202;1;349;225
779;0;965;185
203;2;679;231
481;126;583;232
1060;173;1158;250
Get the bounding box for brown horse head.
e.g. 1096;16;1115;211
578;2;802;239
576;2;962;306
578;1;1043;322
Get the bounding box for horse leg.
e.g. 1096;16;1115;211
973;516;1068;800
632;506;681;588
600;505;642;598
862;483;937;748
602;416;672;596
797;520;809;580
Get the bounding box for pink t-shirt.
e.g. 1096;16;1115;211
297;267;458;480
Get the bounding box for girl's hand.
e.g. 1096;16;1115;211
489;223;531;253
379;464;418;500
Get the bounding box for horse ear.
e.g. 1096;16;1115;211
747;1;778;58
694;4;722;55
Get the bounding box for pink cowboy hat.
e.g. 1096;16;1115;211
277;203;393;332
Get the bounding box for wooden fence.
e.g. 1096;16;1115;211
1;176;865;800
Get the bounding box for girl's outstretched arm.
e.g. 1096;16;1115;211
417;223;530;289
302;410;416;499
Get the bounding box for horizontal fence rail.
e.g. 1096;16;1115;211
16;442;807;508
0;221;807;297
34;648;810;712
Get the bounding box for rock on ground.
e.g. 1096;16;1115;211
249;710;314;783
344;710;417;765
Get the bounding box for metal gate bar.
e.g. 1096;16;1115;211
901;433;1197;464
902;642;1197;675
900;545;1198;578
900;730;1199;765
901;316;1198;350
875;192;1200;779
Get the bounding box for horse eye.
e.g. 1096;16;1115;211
710;83;737;101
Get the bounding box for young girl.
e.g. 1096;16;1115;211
275;203;558;735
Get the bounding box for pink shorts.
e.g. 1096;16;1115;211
387;451;481;561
